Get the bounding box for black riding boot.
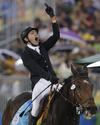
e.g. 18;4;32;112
28;114;37;125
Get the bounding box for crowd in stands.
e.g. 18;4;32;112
0;1;100;120
0;0;100;79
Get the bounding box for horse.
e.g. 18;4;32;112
2;64;97;125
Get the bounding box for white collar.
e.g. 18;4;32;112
27;44;39;50
27;44;41;54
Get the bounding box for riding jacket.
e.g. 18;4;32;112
21;22;60;89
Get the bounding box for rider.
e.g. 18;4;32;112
21;4;60;125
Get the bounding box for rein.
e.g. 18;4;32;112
57;76;93;115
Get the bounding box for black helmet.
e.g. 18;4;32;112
21;26;38;44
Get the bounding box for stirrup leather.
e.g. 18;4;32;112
37;82;60;125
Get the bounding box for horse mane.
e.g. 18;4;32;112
59;76;73;96
64;76;73;84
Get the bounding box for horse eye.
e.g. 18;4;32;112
77;85;80;89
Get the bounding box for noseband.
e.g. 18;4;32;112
73;78;94;104
58;76;94;115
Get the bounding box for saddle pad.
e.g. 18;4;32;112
11;100;32;125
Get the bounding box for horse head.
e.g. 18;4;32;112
63;64;97;120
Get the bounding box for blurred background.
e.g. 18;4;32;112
0;0;100;125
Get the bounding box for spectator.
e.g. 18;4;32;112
16;0;25;22
81;9;95;31
81;0;97;15
58;57;72;79
2;0;17;23
93;0;100;9
71;7;82;32
58;10;72;28
62;0;76;5
94;10;100;36
33;18;42;29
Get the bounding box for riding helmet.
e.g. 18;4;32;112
21;26;38;44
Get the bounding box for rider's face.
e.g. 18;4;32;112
27;30;39;45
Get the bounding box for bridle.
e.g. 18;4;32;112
57;76;94;115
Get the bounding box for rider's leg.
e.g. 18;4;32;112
28;113;38;125
31;78;51;117
31;78;62;117
29;78;62;125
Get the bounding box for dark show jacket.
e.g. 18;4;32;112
21;22;60;89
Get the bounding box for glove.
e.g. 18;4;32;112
45;3;55;17
49;74;59;85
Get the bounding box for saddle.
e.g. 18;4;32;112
11;83;60;125
11;100;32;125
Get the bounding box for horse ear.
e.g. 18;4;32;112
71;64;77;75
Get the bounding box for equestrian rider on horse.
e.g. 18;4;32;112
21;4;62;125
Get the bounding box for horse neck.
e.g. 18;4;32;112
55;76;80;125
60;76;73;99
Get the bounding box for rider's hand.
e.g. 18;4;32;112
49;75;59;84
45;3;55;17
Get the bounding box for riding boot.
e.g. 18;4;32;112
28;114;38;125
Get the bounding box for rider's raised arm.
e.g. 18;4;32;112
42;22;60;51
42;3;60;51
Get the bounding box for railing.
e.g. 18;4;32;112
0;73;100;113
0;75;31;112
0;0;34;46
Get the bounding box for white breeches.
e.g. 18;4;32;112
31;78;62;117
